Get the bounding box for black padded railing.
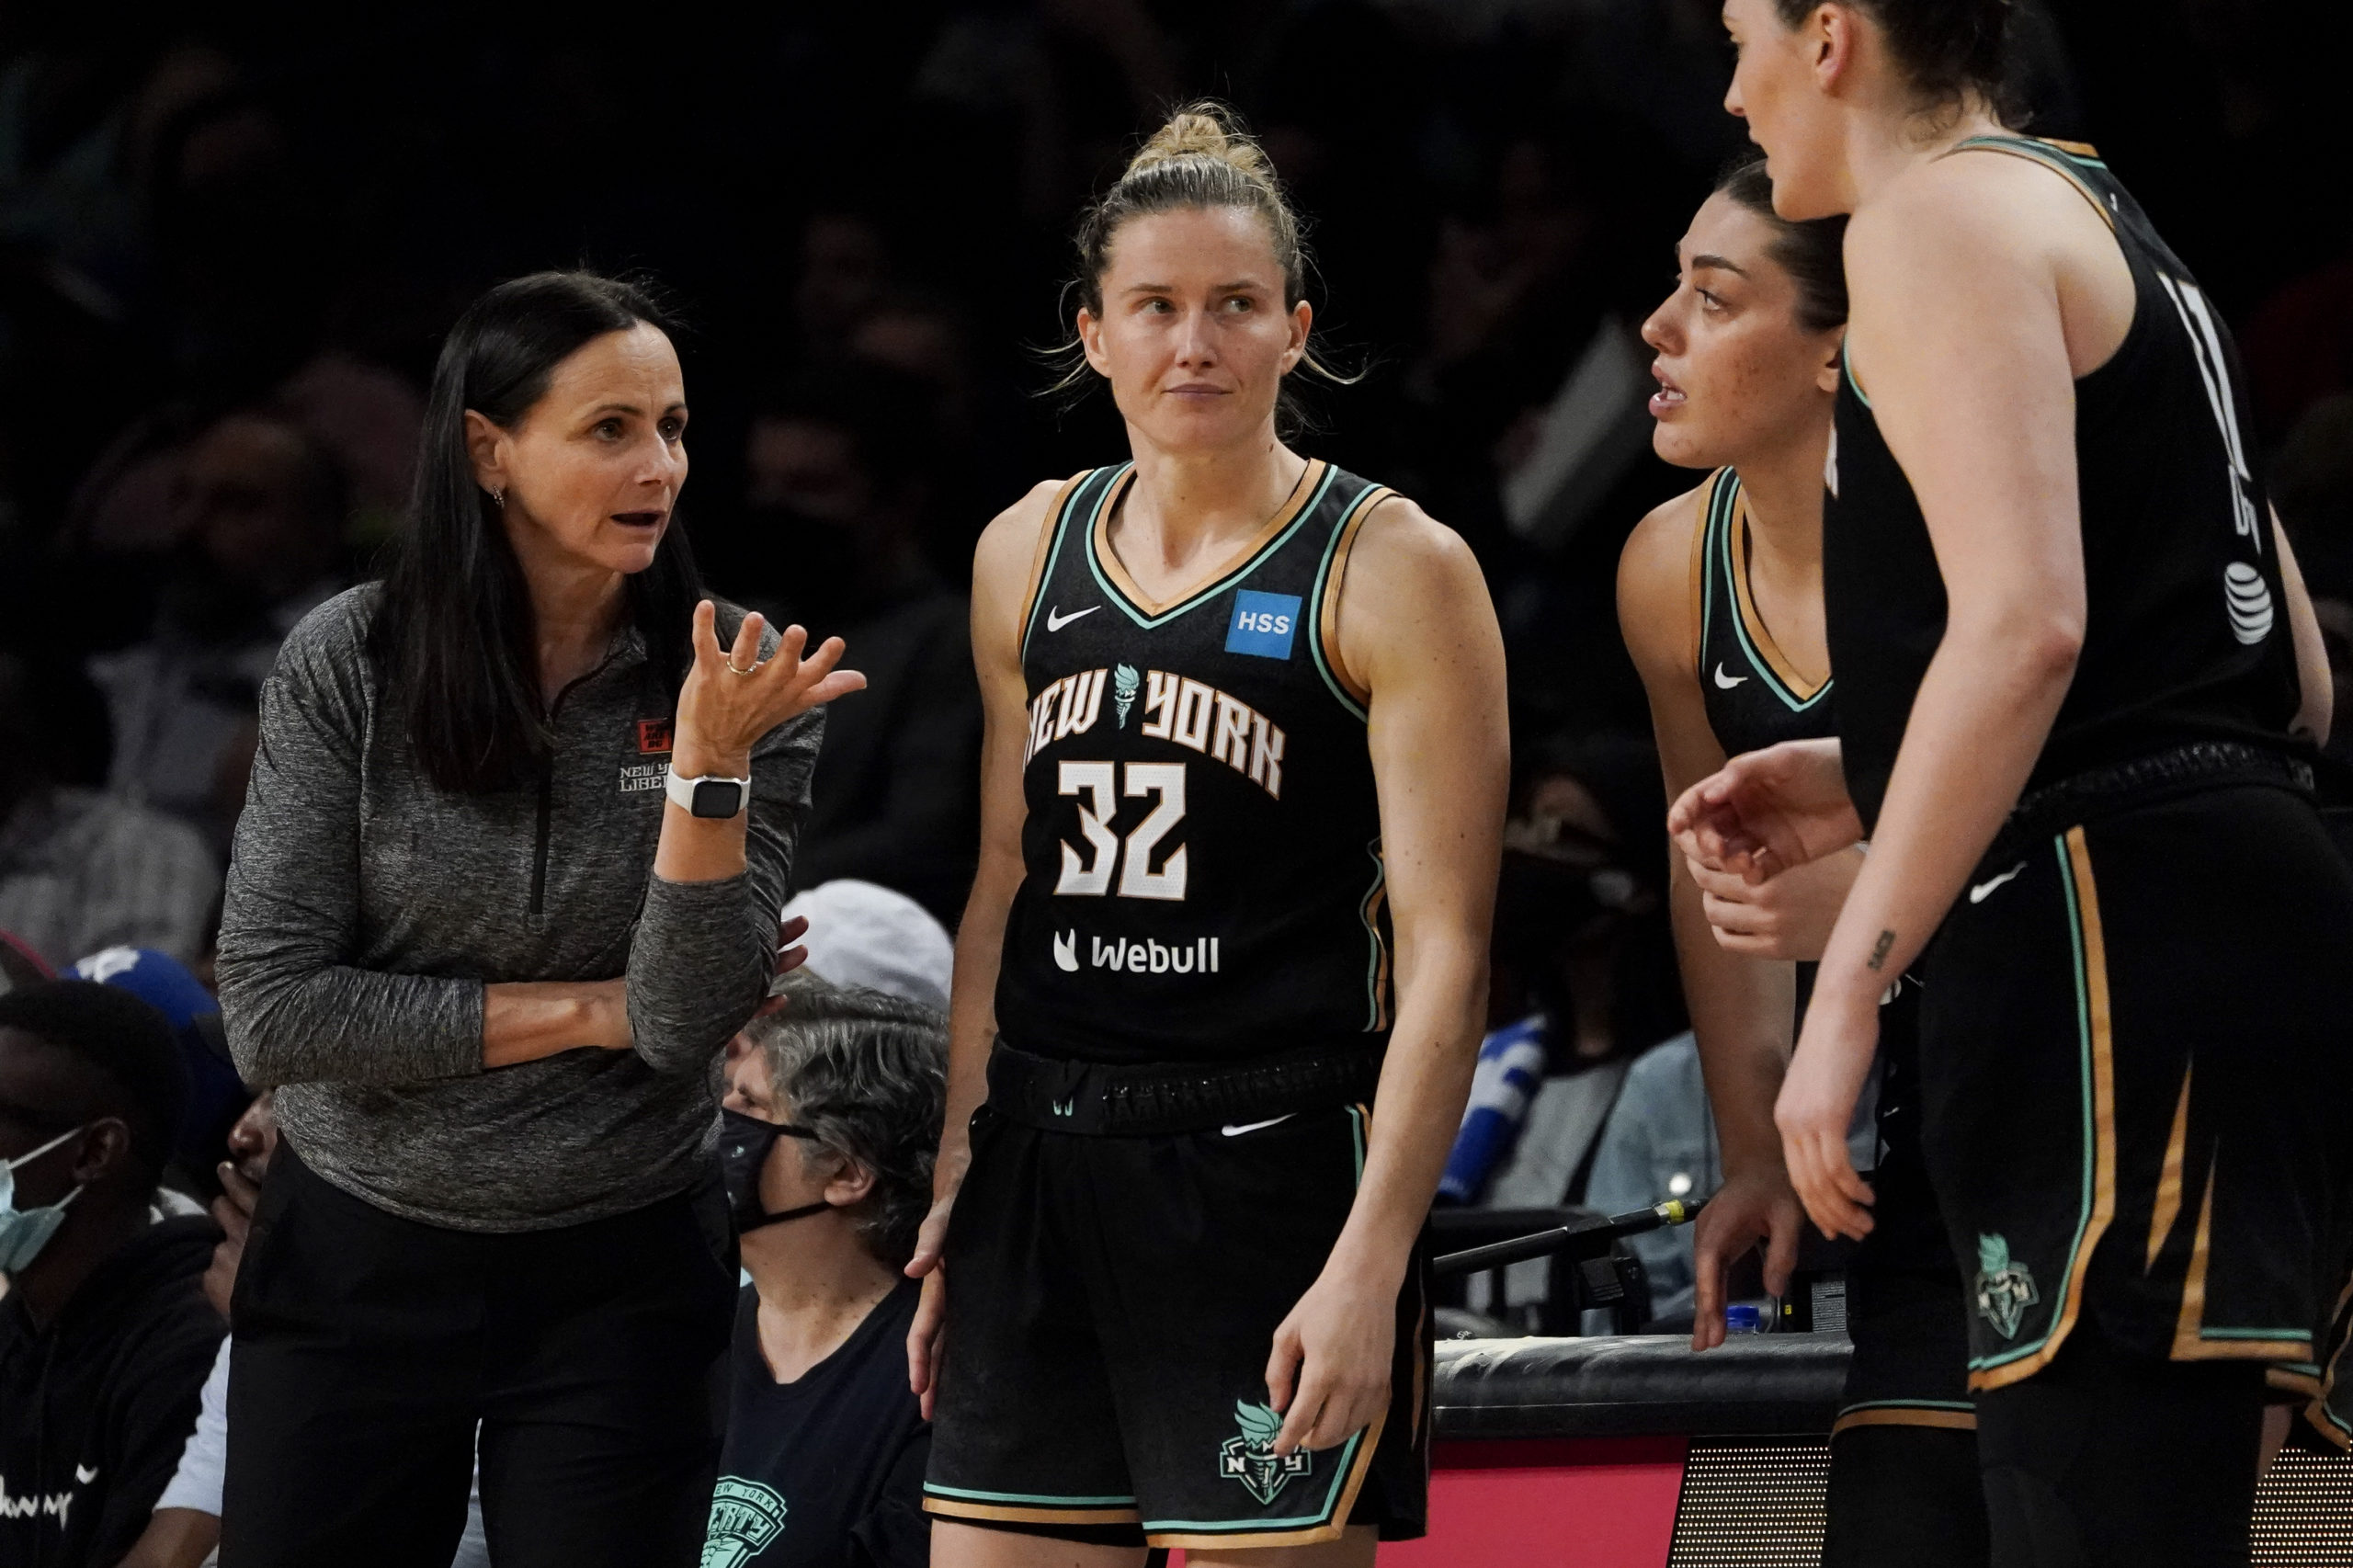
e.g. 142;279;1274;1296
1431;1332;1852;1439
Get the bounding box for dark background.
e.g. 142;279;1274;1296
4;0;2350;1051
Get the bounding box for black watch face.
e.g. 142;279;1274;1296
688;779;745;818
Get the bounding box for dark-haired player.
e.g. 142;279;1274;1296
1620;160;1986;1565
1675;1;2348;1561
0;982;223;1568
906;104;1507;1567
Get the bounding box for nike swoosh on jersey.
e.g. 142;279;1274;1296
1969;862;2028;903
1222;1115;1295;1137
1045;605;1098;631
75;1465;98;1484
1712;663;1748;688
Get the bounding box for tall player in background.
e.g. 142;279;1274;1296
1677;1;2347;1562
904;106;1506;1566
1620;158;1985;1566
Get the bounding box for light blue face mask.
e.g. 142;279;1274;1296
0;1125;85;1278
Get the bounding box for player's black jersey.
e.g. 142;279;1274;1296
1824;137;2302;832
995;460;1395;1065
1694;467;1836;758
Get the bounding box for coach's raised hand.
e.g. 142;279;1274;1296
672;601;864;778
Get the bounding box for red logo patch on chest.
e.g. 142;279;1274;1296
636;719;674;755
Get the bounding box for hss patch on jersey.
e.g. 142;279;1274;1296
995;460;1401;1066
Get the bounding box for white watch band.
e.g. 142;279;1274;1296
664;766;752;818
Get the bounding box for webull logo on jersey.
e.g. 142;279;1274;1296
1027;667;1287;800
1054;929;1222;974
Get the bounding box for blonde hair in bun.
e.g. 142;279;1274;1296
1058;101;1347;403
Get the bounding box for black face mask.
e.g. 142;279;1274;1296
719;1108;832;1233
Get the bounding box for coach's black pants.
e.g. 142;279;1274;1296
222;1139;737;1568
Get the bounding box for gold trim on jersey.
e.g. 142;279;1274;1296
1018;471;1092;648
1831;1406;1979;1436
1727;487;1829;699
1314;486;1387;710
2146;1065;2192;1272
1688;472;1720;679
1092;460;1327;619
1971;826;2115;1393
1943;135;2117;233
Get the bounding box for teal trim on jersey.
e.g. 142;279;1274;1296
1305;481;1390;723
2200;1327;2314;1342
1709;468;1833;716
1840;336;1873;410
1696;468;1729;680
1021;466;1126;665
1836;1399;1976;1416
1347;1103;1368;1183
1971;834;2100;1376
923;1483;1140;1507
1356;837;1390;1033
1946;136;2116;228
1087;463;1342;631
2278;1360;2324;1379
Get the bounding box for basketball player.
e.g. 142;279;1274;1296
1620;157;1985;1565
905;105;1507;1566
1672;1;2347;1560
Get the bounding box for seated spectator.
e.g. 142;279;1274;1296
709;981;945;1568
119;1091;493;1568
88;408;349;855
74;947;248;1202
1581;1030;1718;1328
0;982;223;1568
779;881;954;1012
0;656;220;968
730;366;981;924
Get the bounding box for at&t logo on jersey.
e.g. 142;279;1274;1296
1225;589;1302;660
1054;929;1222;974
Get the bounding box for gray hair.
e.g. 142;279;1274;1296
742;972;948;1267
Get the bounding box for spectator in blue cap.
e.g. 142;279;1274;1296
74;946;247;1200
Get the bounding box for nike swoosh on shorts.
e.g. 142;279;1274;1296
1969;862;2028;903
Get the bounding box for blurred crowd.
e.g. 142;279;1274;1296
2;0;2351;1562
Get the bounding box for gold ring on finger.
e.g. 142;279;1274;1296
725;657;761;676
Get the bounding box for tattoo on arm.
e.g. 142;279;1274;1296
1866;929;1895;971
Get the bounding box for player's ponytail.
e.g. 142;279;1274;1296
1052;101;1353;411
1716;156;1848;335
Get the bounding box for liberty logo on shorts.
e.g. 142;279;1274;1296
1973;1233;2040;1339
1219;1400;1313;1505
702;1478;787;1568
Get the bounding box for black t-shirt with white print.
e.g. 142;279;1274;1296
704;1278;929;1568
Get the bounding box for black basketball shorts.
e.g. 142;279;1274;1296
1918;782;2353;1394
922;1096;1430;1551
1836;1083;1976;1437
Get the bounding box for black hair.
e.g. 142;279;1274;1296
0;982;187;1181
1714;156;1850;334
741;976;946;1268
1776;0;2012;112
366;270;703;794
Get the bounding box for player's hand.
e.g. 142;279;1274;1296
1688;1162;1803;1351
904;1141;970;1418
1686;846;1865;960
1668;737;1861;885
1776;991;1880;1242
1265;1265;1396;1456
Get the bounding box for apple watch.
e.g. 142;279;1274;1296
665;767;751;819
